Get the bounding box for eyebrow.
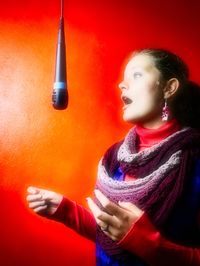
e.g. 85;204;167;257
130;64;155;72
130;66;142;70
124;66;144;75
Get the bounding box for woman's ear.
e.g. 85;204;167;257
163;78;180;99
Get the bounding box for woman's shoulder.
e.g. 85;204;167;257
104;140;124;156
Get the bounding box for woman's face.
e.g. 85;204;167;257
119;53;164;126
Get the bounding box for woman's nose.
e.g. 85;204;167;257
118;81;128;91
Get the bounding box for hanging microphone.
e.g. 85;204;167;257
52;0;68;110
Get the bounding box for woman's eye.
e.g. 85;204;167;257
133;72;142;78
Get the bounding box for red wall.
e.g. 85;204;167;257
0;1;200;265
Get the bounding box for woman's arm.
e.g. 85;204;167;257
118;212;200;266
26;186;96;242
87;189;200;265
50;197;96;242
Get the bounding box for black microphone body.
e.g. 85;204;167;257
52;15;68;110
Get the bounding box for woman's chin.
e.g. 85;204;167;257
122;114;139;124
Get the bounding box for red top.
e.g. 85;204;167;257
135;119;181;151
51;120;200;266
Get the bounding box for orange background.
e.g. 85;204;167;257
0;0;200;265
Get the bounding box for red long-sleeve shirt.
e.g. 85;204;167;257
50;120;200;265
51;196;200;265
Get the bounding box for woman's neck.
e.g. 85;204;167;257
137;117;168;130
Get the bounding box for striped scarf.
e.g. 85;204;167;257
96;126;200;258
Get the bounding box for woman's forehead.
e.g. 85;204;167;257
125;54;155;72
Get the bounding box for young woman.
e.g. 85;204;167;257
27;48;200;266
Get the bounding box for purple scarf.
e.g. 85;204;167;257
95;126;200;257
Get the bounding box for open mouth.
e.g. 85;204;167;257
122;96;133;106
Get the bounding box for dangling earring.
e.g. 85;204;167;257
162;99;170;121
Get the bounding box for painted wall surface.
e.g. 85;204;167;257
0;0;200;265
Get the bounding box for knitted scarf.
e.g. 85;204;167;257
95;126;200;259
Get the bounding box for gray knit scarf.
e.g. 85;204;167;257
95;126;200;257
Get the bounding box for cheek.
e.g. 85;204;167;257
134;82;155;104
133;81;161;112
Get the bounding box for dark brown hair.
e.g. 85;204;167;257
134;48;200;129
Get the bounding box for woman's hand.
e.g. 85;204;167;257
26;186;63;216
87;189;143;242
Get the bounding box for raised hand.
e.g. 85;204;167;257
87;189;143;242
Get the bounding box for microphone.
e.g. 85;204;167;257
52;0;68;110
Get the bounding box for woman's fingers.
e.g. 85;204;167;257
27;186;40;194
26;186;63;216
29;200;46;209
94;189;126;218
27;187;54;202
87;196;108;223
33;205;48;213
26;194;43;202
86;197;101;218
87;197;120;240
87;197;118;227
118;201;143;217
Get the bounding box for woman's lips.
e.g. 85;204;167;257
121;96;133;110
